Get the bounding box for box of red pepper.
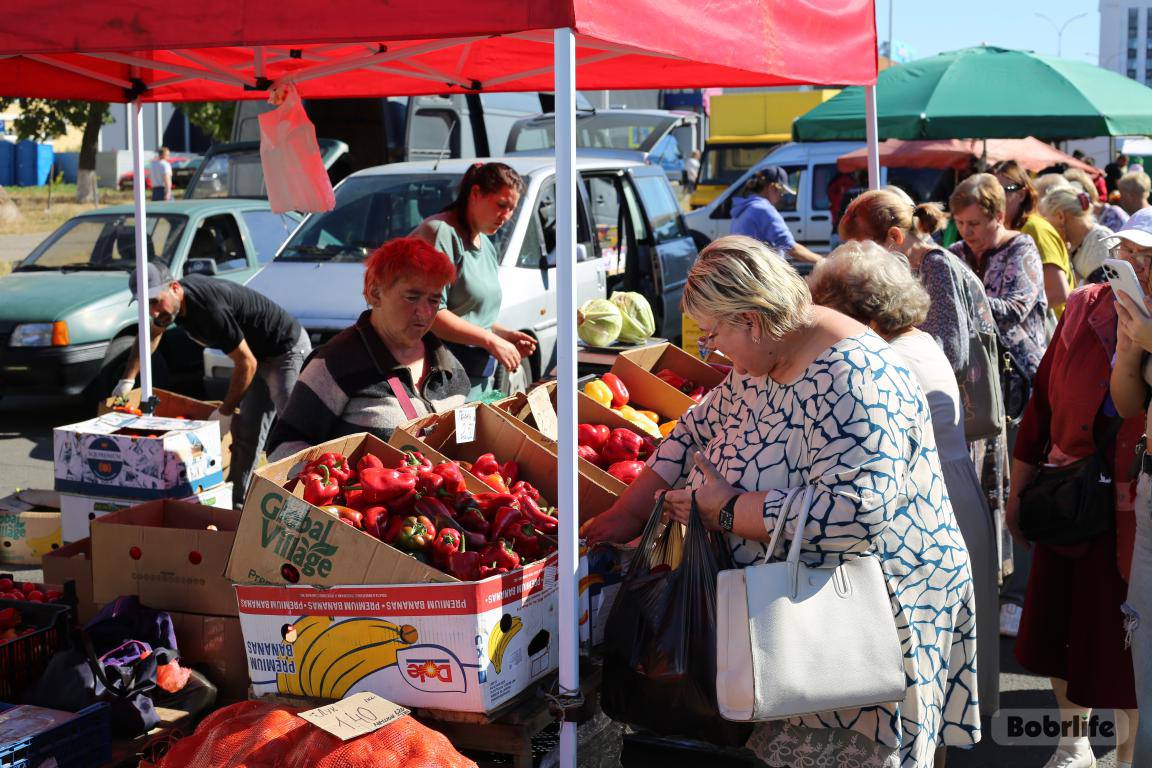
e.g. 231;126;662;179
611;341;726;415
390;404;620;525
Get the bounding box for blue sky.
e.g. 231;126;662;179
876;0;1101;64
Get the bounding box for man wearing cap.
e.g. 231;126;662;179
729;165;822;264
114;261;311;507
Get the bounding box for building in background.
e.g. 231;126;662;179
1100;0;1152;82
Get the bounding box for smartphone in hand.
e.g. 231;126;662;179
1103;258;1150;317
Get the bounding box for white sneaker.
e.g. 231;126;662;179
1040;745;1096;768
1000;603;1023;637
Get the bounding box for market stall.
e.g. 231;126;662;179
0;2;878;763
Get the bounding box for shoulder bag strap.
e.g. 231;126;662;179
386;376;420;421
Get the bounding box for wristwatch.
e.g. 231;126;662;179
719;494;739;532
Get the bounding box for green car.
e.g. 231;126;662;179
0;200;300;399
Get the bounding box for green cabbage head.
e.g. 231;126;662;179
578;298;623;347
610;291;656;343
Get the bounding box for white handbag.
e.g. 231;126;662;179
715;485;906;722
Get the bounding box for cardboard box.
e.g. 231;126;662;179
53;412;224;500
235;555;559;713
227;433;493;589
99;387;232;474
610;341;726;420
42;539;96;623
91;500;241;616
391;404;619;524
0;490;62;565
169;612;248;701
59;482;233;544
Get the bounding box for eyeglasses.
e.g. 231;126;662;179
1110;242;1152;267
1002;183;1023;193
695;318;752;359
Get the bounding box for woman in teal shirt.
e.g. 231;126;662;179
415;162;535;398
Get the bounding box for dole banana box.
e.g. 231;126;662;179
98;387;233;474
0;490;61;566
390;403;619;524
226;433;490;589
235;554;559;713
53;412;223;500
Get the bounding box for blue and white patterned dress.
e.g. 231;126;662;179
649;332;980;767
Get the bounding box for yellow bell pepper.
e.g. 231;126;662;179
617;405;662;439
659;420;678;439
637;409;660;424
584;379;613;408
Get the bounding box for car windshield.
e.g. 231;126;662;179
701;144;780;187
510;113;678;154
276;174;521;263
185;148;265;199
16;214;187;271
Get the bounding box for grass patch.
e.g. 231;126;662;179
0;184;137;235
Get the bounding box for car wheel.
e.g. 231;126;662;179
83;335;136;405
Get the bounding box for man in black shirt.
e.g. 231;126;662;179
115;261;310;507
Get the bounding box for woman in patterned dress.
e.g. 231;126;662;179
584;235;980;768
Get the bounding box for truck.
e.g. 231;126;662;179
688;90;840;209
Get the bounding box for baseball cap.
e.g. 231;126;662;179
127;261;176;302
758;165;797;196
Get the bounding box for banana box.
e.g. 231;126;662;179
0;490;62;566
53;413;223;500
235;555;560;713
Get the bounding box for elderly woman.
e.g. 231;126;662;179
267;237;470;459
1065;167;1129;234
414;162;535;398
808;240;999;721
1039;186;1114;284
585;235;980;767
1007;226;1146;768
990;160;1073;318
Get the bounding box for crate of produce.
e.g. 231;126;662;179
0;600;70;701
0;702;110;768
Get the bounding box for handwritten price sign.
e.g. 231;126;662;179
298;692;410;741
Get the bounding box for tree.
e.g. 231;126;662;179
181;102;236;144
0;99;109;202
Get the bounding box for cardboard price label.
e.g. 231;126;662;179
527;386;558;441
298;692;409;741
455;407;477;444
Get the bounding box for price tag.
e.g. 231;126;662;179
298;692;409;741
527;386;558;441
455;407;477;444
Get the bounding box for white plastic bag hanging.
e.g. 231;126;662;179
258;82;335;214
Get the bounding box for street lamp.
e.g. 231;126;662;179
1035;12;1089;58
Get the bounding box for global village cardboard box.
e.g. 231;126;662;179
53;412;223;500
225;433;491;589
98;387;233;474
0;489;62;565
59;482;233;544
90;499;241;616
235;555;559;713
41;538;249;700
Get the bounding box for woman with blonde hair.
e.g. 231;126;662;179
1065;167;1129;232
1039;186;1114;284
586;235;980;767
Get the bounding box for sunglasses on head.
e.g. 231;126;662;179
1002;183;1023;193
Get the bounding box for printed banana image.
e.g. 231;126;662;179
487;612;522;675
277;615;418;698
24;529;62;558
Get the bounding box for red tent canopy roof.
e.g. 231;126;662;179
0;0;877;101
837;138;1103;177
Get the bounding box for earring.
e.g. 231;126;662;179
752;334;762;344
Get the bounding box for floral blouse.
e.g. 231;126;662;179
951;234;1048;380
917;248;998;374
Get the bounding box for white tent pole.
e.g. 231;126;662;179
865;84;881;190
130;101;154;403
553;25;580;768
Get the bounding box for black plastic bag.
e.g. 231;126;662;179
600;494;752;747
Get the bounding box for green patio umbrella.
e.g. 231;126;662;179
793;45;1152;142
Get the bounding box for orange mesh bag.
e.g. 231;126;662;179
156;700;478;768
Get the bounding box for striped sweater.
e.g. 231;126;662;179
267;311;469;460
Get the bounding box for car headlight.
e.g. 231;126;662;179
9;321;69;347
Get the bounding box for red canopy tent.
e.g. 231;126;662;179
836;137;1103;176
0;5;877;760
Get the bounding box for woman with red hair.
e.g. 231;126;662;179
267;237;470;457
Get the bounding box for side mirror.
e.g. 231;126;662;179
539;243;586;271
184;258;218;276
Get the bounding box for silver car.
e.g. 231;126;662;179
208;154;698;392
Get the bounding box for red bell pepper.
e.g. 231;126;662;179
475;493;518;519
390;488;418;516
356;453;384;474
394;515;436;552
500;460;520;487
343;487;367;511
415;467;445;497
360;467;418;503
414;496;454;523
479;564;509;579
403;451;434;473
310;452;353;484
607;460;645;485
433;462;467;495
446;550;481;581
654;368;687;390
454;494;490;534
380;515;407;545
490;506;526;540
480;473;510;494
577;423;610;451
687;385;706;403
472;453;501;478
299;464;340;506
430;528;463;566
515;493;558;533
600;428;645;464
362;505;389;534
601;372;629;408
577;444;603;466
479;538;521;572
509;480;539;502
322;504;364;528
508;522;544;560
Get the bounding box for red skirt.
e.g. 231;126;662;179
1014;533;1137;708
